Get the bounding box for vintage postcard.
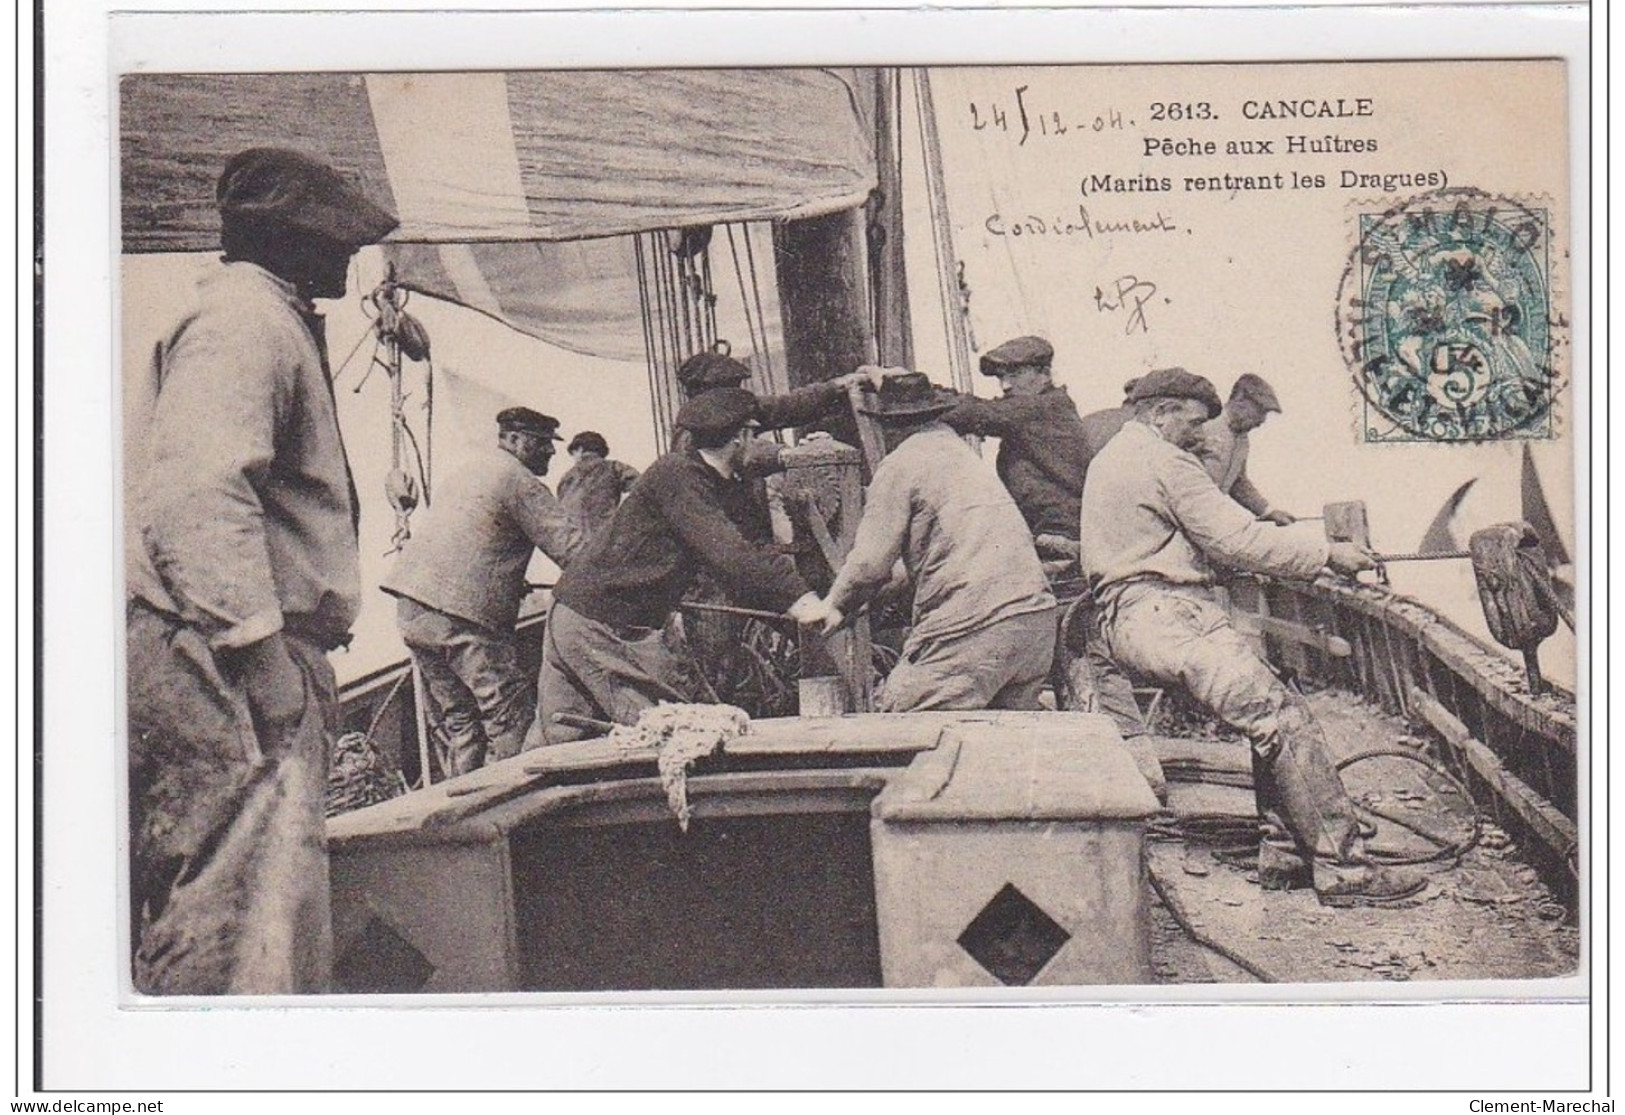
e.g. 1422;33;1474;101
39;1;1596;1094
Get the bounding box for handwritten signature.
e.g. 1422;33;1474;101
1094;276;1160;335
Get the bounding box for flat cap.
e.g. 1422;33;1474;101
1230;373;1282;413
1127;367;1223;419
496;407;563;439
675;387;759;438
979;335;1055;375
217;148;398;248
677;350;753;391
567;430;610;456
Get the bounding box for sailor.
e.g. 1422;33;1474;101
939;334;1088;550
808;373;1058;711
1080;367;1424;906
382;407;584;776
676;349;884;443
556;429;639;541
672;350;894;704
1199;373;1296;524
936;337;1145;736
530;388;824;745
125;147;397;993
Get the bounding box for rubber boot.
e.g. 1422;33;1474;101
1252;750;1311;889
1265;705;1425;907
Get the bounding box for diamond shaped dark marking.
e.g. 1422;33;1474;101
334;915;435;993
956;882;1071;986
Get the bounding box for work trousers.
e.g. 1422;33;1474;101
879;607;1058;713
528;601;699;747
396;598;532;776
1054;599;1148;737
125;599;335;995
1099;583;1362;868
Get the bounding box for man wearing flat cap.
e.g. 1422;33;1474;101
530;388;825;746
940;335;1090;549
938;339;1147;746
557;430;640;541
383;407;585;777
1198;373;1296;525
125;147;397;993
673;350;894;702
676;349;888;448
1080;368;1423;907
808;374;1057;712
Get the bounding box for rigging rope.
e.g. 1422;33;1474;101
913;69;977;395
741;224;778;395
635;226;732;454
633;234;672;455
725;223;768;394
362;267;433;554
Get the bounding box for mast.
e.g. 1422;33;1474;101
771;207;873;449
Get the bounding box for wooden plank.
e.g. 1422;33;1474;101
329;716;947;838
1410;688;1578;877
1302;579;1576;750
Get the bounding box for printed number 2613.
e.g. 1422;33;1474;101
1149;102;1215;121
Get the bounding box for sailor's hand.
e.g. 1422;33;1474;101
787;592;830;627
1261;509;1298;526
848;365;913;390
1326;541;1378;576
743;436;784;473
819;602;847;635
1034;533;1082;561
227;633;307;734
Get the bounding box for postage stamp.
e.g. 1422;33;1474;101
1336;187;1563;444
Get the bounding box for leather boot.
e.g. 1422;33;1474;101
1313;862;1427;907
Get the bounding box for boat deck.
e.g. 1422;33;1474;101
1147;688;1578;984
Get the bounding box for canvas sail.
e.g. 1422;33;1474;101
120;69;877;359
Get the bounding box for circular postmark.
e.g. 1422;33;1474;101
1335;187;1563;444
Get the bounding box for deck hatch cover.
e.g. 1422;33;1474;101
956;882;1070;985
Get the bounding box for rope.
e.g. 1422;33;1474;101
423;357;433;506
399;418;430;509
662;234;689;364
741;224;778;393
1335;747;1482;865
913;70;977;394
700;247;718;349
1146;859;1278;983
363;668;412;745
645;232;679;453
1373;550;1472;562
331;322;377;384
633;235;667;448
671;232;696;358
726;224;772;394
